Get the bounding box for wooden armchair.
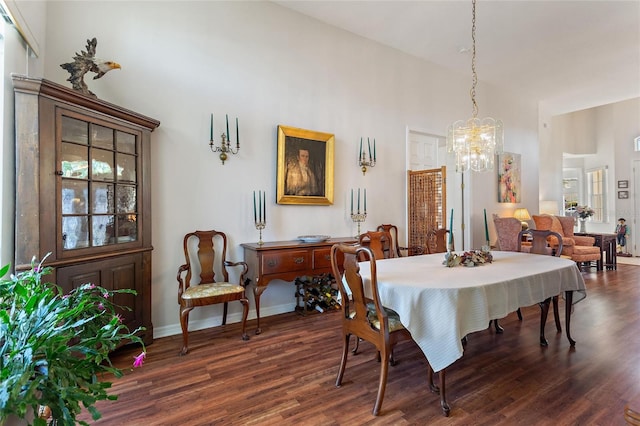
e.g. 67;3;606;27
177;230;250;355
330;243;418;416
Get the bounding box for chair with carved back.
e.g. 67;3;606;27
177;230;250;355
358;230;396;260
331;243;434;416
425;228;451;254
518;229;564;346
376;224;426;257
353;230;396;355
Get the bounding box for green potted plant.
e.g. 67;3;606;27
0;255;146;425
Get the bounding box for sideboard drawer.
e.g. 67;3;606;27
262;250;310;274
312;248;332;270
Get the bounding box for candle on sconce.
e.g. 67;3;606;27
359;138;363;160
210;113;214;141
253;191;257;223
373;138;376;161
262;191;266;223
357;188;361;214
258;191;262;223
226;114;230;140
236;117;239;147
350;189;354;215
367;138;372;161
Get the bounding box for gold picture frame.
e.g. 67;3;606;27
277;125;334;205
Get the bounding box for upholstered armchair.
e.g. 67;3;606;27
492;215;522;252
532;214;601;266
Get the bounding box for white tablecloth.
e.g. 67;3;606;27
358;251;586;372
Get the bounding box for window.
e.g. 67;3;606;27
586;167;608;222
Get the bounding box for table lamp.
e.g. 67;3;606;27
513;208;531;230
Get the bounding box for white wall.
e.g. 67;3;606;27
3;1;539;338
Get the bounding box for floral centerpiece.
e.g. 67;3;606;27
0;255;146;425
443;249;493;268
576;205;595;220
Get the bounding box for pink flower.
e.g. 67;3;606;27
116;314;123;323
98;302;105;311
133;352;146;368
102;292;109;299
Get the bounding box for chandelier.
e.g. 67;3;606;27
447;0;503;172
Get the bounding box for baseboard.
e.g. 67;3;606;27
153;301;297;339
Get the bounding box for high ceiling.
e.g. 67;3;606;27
274;0;640;115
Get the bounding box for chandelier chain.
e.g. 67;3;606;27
470;0;478;119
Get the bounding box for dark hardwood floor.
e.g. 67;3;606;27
80;264;640;425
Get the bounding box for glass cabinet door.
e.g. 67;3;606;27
60;115;140;251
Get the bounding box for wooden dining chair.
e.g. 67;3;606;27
358;230;396;260
376;224;403;257
353;230;397;355
376;224;426;257
330;243;417;416
177;230;250;355
425;228;451;254
518;229;564;346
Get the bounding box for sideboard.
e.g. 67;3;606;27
241;237;355;333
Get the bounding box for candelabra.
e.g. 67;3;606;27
351;212;367;238
350;187;367;236
358;137;376;175
209;113;239;165
253;190;266;245
255;221;266;245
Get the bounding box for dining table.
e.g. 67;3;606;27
357;250;587;415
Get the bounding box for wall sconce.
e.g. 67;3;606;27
209;113;239;164
358;137;376;175
513;208;531;230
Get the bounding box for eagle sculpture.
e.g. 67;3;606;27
60;38;121;97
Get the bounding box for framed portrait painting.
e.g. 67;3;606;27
276;125;334;205
497;152;521;203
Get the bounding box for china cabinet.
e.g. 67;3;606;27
12;75;160;344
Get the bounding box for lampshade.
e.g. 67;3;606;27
446;0;503;173
513;208;531;230
513;208;531;221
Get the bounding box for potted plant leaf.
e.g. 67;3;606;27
0;255;147;425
